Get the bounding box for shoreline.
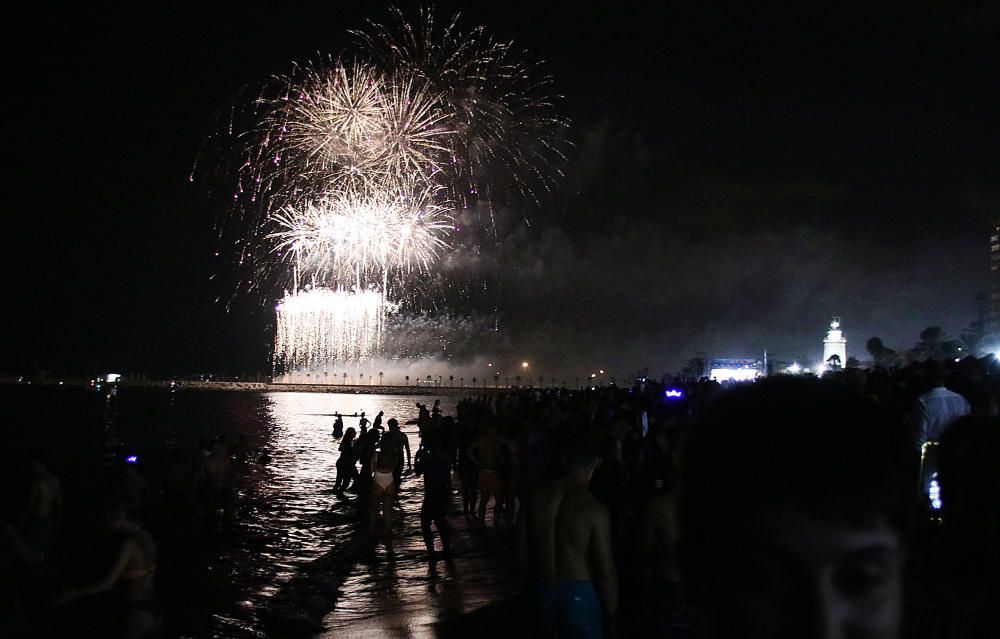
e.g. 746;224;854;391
0;379;495;396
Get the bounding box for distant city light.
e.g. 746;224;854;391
106;373;121;383
665;388;684;399
125;455;139;464
521;361;529;368
710;368;758;382
787;362;802;374
929;477;942;510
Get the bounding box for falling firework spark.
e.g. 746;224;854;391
274;287;397;370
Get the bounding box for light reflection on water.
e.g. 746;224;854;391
252;393;453;593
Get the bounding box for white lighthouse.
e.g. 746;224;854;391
823;317;847;368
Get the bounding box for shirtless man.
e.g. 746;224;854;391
637;478;696;635
381;419;412;491
467;425;509;527
517;439;618;638
18;450;63;560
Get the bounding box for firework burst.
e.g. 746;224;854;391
205;7;569;373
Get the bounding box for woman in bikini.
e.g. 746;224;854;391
368;442;400;538
53;499;160;638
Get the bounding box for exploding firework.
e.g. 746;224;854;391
206;7;569;375
267;176;452;293
353;6;571;214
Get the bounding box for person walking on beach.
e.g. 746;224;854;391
467;425;509;527
372;411;384;432
414;430;452;560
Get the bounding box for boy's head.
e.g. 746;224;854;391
678;378;910;639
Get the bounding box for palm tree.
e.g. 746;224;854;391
405;375;410;386
378;371;384;386
448;375;454;387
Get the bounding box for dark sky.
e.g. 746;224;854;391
4;2;1000;378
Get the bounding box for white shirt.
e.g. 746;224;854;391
915;386;971;447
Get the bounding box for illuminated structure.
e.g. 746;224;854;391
823;317;847;368
709;358;762;382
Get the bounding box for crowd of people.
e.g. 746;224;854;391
4;354;999;638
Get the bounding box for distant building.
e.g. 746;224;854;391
708;357;763;382
823;317;847;367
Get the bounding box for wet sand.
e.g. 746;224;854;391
320;495;525;638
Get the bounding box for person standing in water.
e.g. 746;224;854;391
334;428;358;495
368;441;401;541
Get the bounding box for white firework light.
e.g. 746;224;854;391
223;8;569;374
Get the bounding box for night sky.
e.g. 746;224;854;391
5;2;1000;378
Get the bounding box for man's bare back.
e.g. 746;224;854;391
517;451;618;637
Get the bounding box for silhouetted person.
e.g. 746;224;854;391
913;361;971;508
196;440;234;529
381;419;411;493
517;437;618;638
904;415;1000;637
914;360;970;450
17;449;62;560
355;428;381;516
334;427;358;494
637;476;696;636
468;425;509;527
332;413;344;438
368;441;400;541
414;431;452;560
53;497;161;638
